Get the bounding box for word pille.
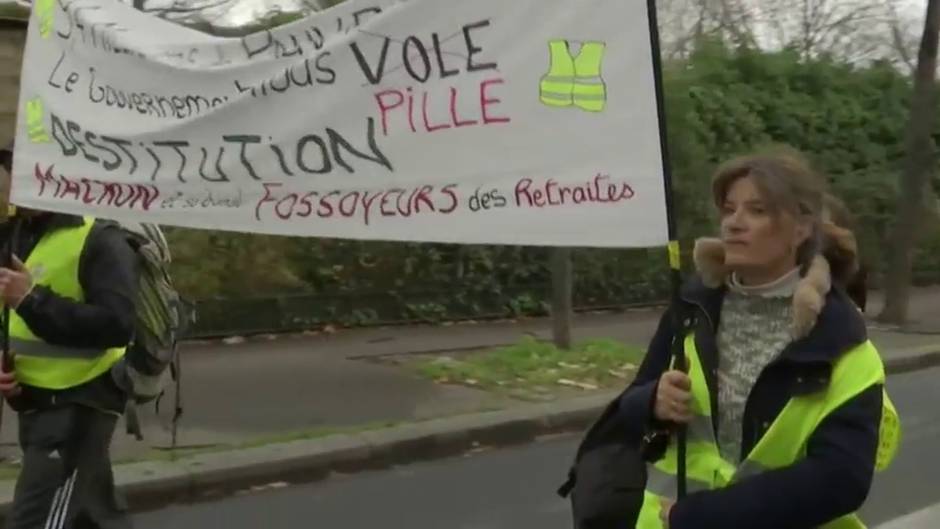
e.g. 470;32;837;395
33;163;160;211
374;77;510;135
514;174;636;208
255;182;458;225
48;114;393;182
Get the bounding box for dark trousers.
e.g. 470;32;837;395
8;405;131;529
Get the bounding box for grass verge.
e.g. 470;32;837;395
412;336;644;399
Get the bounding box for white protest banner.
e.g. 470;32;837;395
11;0;670;247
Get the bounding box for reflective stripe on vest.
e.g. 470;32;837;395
636;335;901;529
11;216;126;390
539;40;607;112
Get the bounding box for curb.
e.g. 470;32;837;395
119;390;620;513
0;391;621;520
883;346;940;375
875;503;940;529
0;347;936;519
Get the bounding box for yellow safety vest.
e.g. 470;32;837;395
539;40;607;112
11;216;126;390
636;335;901;529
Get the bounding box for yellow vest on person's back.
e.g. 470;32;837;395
10;216;126;390
636;334;900;529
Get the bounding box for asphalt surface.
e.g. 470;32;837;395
135;366;940;529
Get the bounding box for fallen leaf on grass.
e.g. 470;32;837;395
430;356;459;366
557;379;599;390
558;362;585;369
465;378;479;386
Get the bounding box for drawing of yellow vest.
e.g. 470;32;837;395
539;40;607;113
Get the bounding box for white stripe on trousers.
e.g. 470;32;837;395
44;470;77;529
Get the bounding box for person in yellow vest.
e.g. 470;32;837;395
617;149;899;529
0;142;137;529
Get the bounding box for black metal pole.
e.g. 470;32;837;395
646;0;687;499
0;214;21;445
3;215;20;374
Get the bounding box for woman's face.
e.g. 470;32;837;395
719;175;810;284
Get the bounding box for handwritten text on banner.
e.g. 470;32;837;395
12;0;668;247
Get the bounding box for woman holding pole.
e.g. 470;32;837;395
618;149;900;529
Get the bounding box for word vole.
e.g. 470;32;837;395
351;20;497;85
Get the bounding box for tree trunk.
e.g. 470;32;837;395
551;248;573;350
879;0;940;325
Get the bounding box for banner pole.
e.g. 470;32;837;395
645;0;687;499
2;215;20;373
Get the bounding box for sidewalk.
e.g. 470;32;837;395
0;286;934;504
877;503;940;529
0;286;930;460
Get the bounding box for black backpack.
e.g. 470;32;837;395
558;306;692;528
557;393;649;529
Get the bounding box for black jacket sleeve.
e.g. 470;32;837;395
616;305;678;443
669;384;882;529
15;223;138;349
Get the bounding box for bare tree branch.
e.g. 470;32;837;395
645;0;919;65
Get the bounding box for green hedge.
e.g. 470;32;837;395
170;42;940;335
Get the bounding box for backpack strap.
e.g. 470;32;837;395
171;343;182;450
125;401;144;441
557;468;576;497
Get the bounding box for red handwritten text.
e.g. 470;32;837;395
255;182;459;225
34;163;160;211
374;77;511;136
514;174;635;208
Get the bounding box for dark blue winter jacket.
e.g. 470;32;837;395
618;276;883;529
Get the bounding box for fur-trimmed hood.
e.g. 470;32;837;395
692;237;833;339
690;208;863;339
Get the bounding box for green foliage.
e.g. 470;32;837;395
664;41;923;279
170;41;940;335
165;229;304;298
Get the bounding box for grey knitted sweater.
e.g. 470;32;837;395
716;268;800;463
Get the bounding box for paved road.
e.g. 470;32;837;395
135;366;940;529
